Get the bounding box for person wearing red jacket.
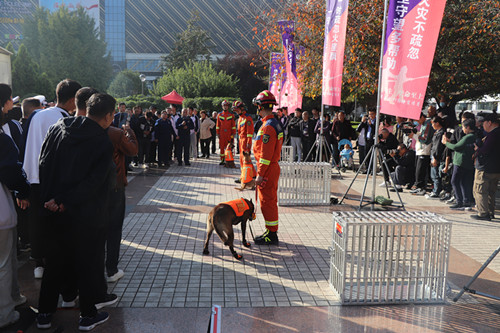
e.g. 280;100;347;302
252;90;283;245
216;100;236;165
233;100;254;183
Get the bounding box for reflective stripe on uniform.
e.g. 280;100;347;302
219;116;225;120
265;220;278;227
232;127;236;129
257;129;264;136
259;158;270;165
247;134;253;138
227;116;233;120
216;127;220;129
278;133;283;140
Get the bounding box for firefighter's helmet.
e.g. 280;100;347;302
221;100;230;107
232;100;244;110
252;90;277;109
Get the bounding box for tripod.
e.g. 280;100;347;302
339;144;405;210
453;244;500;302
304;135;342;177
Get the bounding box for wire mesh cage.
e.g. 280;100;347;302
280;146;294;162
278;162;331;206
330;211;452;305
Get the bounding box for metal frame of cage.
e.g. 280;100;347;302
330;211;452;305
280;146;294;162
278;162;331;206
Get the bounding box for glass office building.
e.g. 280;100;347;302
104;0;126;71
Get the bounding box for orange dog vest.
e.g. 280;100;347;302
223;198;250;217
225;148;234;162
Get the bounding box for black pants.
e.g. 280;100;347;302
302;138;315;161
27;184;45;265
358;145;366;165
414;155;430;189
176;136;190;164
210;134;217;154
139;139;150;164
106;188;125;277
201;138;211;157
149;141;158;163
38;213;106;317
382;155;397;181
157;138;173;164
392;165;413;186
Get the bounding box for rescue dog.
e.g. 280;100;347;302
224;142;237;168
203;198;255;260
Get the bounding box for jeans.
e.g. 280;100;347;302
290;136;302;161
451;165;474;205
106;188;125;276
430;164;442;195
190;132;198;158
176;135;190;164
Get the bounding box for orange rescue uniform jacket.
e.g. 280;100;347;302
253;114;284;177
216;111;236;138
237;112;254;152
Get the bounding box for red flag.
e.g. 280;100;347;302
380;0;447;120
322;0;350;107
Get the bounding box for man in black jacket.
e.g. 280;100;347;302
287;108;302;161
427;116;446;198
390;143;416;191
378;128;399;186
175;108;194;166
36;93;116;331
300;111;316;161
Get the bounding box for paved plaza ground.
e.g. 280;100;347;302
6;154;500;332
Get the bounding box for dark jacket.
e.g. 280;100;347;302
475;126;500;173
155;118;174;142
0;132;30;200
130;113;143;139
300;118;316;141
395;149;416;170
357;119;376;142
175;116;194;137
379;133;399;154
315;120;333;145
39;116;115;227
332;119;353;142
430;128;445;162
287;116;302;138
139;116;154;140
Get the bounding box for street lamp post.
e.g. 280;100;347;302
139;74;146;95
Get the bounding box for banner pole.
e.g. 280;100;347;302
371;0;390;210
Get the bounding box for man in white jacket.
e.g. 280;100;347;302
22;79;81;279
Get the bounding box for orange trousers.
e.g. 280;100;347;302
219;133;232;160
257;163;280;232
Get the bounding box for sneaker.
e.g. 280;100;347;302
440;193;451;201
234;179;241;184
413;189;426;196
425;193;440;199
378;181;388;187
106;269;124;283
254;230;279;245
470;214;491;221
62;295;79;308
14;294;27;307
389;187;403;192
0;311;20;328
78;311;109;331
409;188;420;194
34;266;44;279
37;313;52;329
219;160;225;166
450;203;464;210
446;196;456;204
95;294;118;310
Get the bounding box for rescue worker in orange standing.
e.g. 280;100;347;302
233;100;254;183
252;90;283;245
216;100;236;165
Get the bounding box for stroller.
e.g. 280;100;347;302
338;139;355;172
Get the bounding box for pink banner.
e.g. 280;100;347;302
322;0;349;107
278;20;302;112
381;0;447;120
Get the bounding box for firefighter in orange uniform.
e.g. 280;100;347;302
233;100;254;183
252;90;283;245
216;100;236;165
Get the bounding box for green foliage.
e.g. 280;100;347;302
183;97;240;111
22;7;112;92
162;11;213;70
152;61;239;98
115;95;169;110
107;70;143;98
11;44;52;98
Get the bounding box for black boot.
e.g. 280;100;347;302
254;230;278;245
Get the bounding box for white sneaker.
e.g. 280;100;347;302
379;181;388;187
106;269;124;283
34;266;44;279
61;295;79;308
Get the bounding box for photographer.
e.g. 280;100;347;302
410;112;435;195
471;113;500;220
389;143;416;191
378;128;399;187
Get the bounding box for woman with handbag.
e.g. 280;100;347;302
0;83;30;328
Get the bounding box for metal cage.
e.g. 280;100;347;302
330;211;452;305
278;162;331;206
280;146;294;162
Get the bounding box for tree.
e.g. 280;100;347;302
252;0;500;106
162;11;213;70
152;61;239;99
108;70;143;98
22;7;113;92
11;44;52;98
216;49;268;110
